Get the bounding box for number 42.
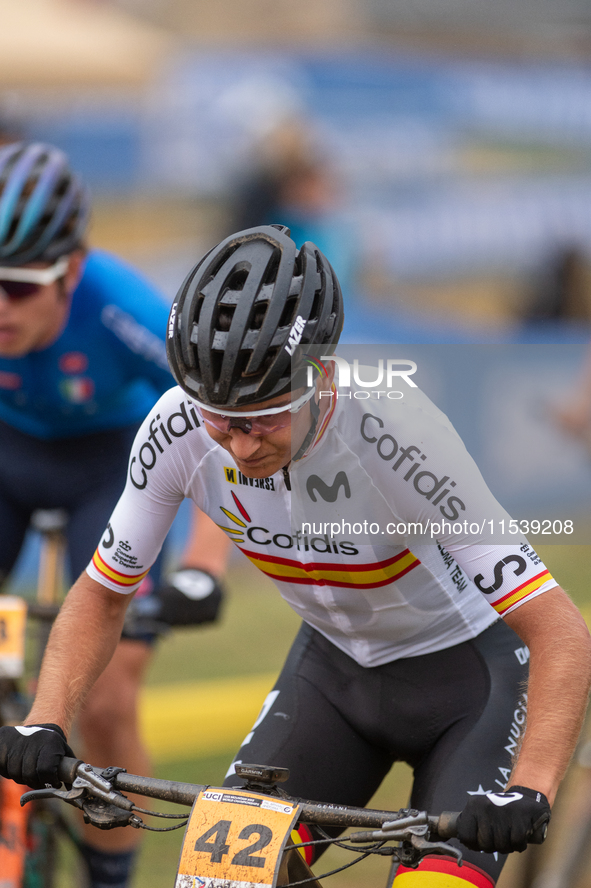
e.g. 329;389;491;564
194;819;273;869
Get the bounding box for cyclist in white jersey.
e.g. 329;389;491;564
0;225;590;886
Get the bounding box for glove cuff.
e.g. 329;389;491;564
508;785;549;807
37;723;68;743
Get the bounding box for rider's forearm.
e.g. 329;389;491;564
25;573;130;736
504;587;591;806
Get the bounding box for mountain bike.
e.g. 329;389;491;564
0;509;88;888
20;758;549;888
0;509;184;887
0;509;80;887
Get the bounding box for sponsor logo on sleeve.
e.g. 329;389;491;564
129;400;201;490
474;555;527;594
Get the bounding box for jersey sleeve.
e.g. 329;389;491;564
441;541;556;617
85;389;202;593
355;396;558;617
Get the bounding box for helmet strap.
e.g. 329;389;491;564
291;393;320;462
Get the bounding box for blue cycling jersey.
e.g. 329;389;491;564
0;250;173;439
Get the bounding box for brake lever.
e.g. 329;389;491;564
21;784;87;807
409;833;463;864
21;769;134;814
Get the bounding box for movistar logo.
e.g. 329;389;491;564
306;472;351;503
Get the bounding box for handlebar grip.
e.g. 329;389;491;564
58;756;84;784
435;811;548;845
435;811;459;839
529;819;549;845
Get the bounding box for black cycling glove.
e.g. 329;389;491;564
131;568;224;627
457;786;551;854
0;723;75;788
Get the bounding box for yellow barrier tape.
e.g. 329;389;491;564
140;673;276;762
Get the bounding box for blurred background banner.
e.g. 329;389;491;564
0;0;171;87
3;0;591;341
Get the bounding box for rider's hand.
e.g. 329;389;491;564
457;786;551;854
0;723;74;789
132;568;224;627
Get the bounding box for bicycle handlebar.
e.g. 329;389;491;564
57;757;459;834
56;757;546;845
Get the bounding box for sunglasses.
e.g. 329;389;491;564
0;257;69;300
197;388;316;436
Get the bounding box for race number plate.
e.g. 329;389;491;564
0;597;26;678
175;787;301;888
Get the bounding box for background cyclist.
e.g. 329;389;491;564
0;141;231;888
1;224;589;887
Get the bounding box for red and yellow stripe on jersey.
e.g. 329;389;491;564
492;568;553;616
91;549;150;589
238;547;420;589
395;856;494;886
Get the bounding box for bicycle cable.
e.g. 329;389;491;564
133;819;189;832
278;847;383;887
131;805;189;819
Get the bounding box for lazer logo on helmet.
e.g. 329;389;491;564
167;302;177;339
284;315;306;356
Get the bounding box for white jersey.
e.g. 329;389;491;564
87;383;556;667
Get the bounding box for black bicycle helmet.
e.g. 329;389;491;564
0;142;89;265
167;224;344;407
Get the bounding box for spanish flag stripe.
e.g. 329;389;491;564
493;569;551;607
259;561;419;589
238;546;415;573
495;568;551;604
239;548;419;588
493;571;553;615
251;553;418;583
92;550;150;587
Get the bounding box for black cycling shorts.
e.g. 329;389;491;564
0;418;163;640
224;619;528;883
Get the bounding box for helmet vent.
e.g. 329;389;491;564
225;267;248;292
263;251;281;284
279;296;298;329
